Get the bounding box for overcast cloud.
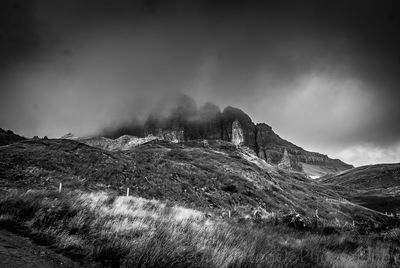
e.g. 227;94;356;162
0;0;399;166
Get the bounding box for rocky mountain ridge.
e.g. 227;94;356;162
103;95;352;177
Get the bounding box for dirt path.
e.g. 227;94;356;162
0;229;81;268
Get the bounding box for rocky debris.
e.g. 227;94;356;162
64;134;158;151
157;128;184;143
231;120;244;146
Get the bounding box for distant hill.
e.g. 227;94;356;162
319;163;400;214
0;138;385;224
0;128;25;146
320;163;400;189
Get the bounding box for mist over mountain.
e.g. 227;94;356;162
97;94;352;177
1;0;400;166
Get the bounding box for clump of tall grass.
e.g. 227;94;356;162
0;190;399;267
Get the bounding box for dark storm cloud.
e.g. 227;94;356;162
0;0;400;165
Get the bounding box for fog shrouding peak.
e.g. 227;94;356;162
1;0;400;166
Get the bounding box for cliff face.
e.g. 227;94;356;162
221;106;257;150
112;96;352;176
254;123;352;174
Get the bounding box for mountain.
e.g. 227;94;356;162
319;163;400;214
99;95;352;177
0;128;25;146
0;138;384;225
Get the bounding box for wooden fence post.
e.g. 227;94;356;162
126;187;130;197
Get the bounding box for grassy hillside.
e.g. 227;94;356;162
1;138;399;267
0;190;399;267
0;138;388;226
319;164;400;214
320;164;400;189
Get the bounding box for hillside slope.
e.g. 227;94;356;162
320;163;400;214
0;128;25;146
0;138;386;225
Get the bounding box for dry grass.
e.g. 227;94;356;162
0;190;399;267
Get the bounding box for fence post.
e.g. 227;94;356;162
126;187;130;197
59;182;62;193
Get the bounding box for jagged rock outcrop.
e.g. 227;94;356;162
231;120;244;146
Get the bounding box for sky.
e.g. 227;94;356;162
0;0;400;166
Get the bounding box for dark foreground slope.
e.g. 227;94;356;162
0;128;25;146
0;138;388;226
320;163;400;214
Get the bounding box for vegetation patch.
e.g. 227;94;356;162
0;190;399;267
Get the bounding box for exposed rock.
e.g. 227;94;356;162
62;134;158;151
278;149;291;170
61;133;78;140
231;120;244;146
157;129;184;143
221;106;257;150
255;123;352;175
